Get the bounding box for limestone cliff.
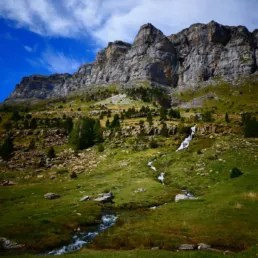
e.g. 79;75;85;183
6;21;258;102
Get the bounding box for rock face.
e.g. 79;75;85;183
6;21;258;102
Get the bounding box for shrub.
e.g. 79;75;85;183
57;168;69;174
242;114;258;138
110;114;120;128
70;171;78;179
0;137;14;160
11;111;21;121
47;146;56;158
149;138;158;148
230;167;243;179
28;138;36;150
203;111;214;122
98;143;105;152
0;116;2;124
225;112;230;123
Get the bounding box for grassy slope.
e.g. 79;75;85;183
1;79;258;257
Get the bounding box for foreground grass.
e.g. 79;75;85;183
5;246;258;258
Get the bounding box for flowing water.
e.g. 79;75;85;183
46;211;118;255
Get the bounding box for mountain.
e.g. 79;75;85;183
6;21;258;102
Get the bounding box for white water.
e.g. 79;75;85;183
47;214;117;255
176;125;196;151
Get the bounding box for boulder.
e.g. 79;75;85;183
44;193;60;200
0;237;24;249
80;196;90;202
94;192;114;203
178;244;195;251
134;188;146;193
175;194;197;202
198;243;211;250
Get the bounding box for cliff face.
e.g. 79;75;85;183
6;21;258;102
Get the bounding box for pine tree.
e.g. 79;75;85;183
11;111;21;121
93;120;103;143
24;119;29;129
0;116;2;124
29;138;36;150
30;118;37;129
160;122;168;137
69;117;95;150
106;119;110;128
64;117;73;133
110;114;120;128
159;107;167;121
225;112;230;123
47;146;56;158
0;137;14;160
147;112;153;125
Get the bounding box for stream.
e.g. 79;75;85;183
45;125;196;255
46;211;117;255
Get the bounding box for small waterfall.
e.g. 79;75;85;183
176;125;196;152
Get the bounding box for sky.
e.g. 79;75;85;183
0;0;258;102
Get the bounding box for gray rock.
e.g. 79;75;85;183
6;21;258;103
175;194;197;202
0;237;24;249
44;193;60;200
134;188;146;193
178;244;195;251
94;192;114;203
79;195;90;202
198;243;211;250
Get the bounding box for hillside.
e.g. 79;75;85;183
5;21;258;103
1;74;258;257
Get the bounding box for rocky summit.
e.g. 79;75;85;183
6;21;258;102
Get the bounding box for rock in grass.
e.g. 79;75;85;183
175;194;197;202
80;196;90;202
134;188;146;193
44;193;60;200
178;244;195;250
198;243;211;250
0;237;24;249
94;192;113;203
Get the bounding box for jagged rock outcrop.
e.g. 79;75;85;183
6;21;258;102
169;21;258;88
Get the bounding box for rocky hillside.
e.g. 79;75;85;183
6;21;258;102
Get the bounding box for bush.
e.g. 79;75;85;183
47;146;56;158
230;167;243;179
149;138;158;148
57;168;69;174
70;171;78;179
28;138;36;150
203;111;214;122
225;112;230;123
98;143;105;152
0;137;14;160
242;114;258;138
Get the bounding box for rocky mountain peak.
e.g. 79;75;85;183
5;21;258;102
133;23;165;46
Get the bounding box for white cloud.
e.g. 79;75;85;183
27;47;85;73
0;0;258;46
24;45;33;52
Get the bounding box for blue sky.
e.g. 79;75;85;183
0;0;258;102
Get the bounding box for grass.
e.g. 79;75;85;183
1;79;258;257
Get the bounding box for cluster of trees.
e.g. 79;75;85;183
0;137;14;161
242;113;258;138
106;114;121;129
125;87;171;107
160;107;181;120
69;117;103;150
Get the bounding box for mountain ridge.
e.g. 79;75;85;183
6;21;258;102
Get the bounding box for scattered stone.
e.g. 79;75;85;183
0;180;16;186
178;244;195;251
134;188;146;193
44;193;60;200
50;175;56;180
0;237;24;249
80;196;90;202
151;246;159;250
198;243;211;250
175;193;197;202
94;192;114;203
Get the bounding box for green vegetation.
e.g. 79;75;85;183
0;136;14;160
1;77;258;257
